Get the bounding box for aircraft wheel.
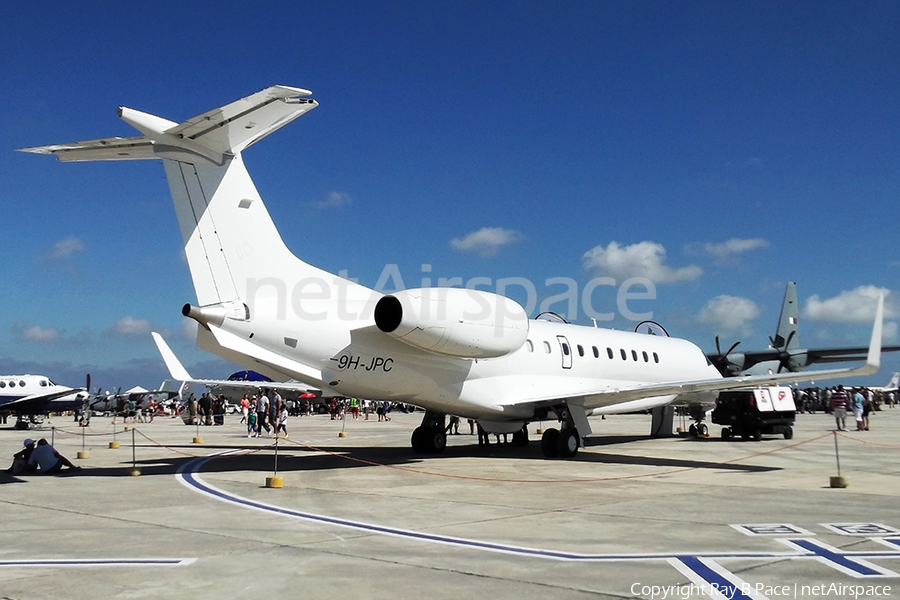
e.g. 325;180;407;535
783;426;793;440
512;426;529;447
721;427;732;440
557;427;579;458
688;423;698;436
752;428;762;442
430;428;447;453
698;423;708;436
540;428;560;458
411;427;428;453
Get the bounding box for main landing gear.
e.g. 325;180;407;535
539;404;587;459
539;427;580;458
411;411;447;454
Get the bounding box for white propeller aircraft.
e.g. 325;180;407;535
0;374;87;429
19;85;883;458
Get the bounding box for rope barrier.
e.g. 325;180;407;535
834;430;900;449
37;415;891;484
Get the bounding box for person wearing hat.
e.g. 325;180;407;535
27;438;81;474
8;438;37;474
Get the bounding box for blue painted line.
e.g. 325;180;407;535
176;454;900;573
674;556;754;600
788;539;884;576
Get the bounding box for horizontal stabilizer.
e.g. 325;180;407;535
17;136;156;162
17;85;317;165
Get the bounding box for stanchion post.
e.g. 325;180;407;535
266;432;283;488
77;422;90;460
128;427;141;476
109;416;120;449
830;430;848;488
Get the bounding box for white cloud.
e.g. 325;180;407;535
804;286;897;323
450;227;524;257
697;295;760;335
15;324;60;342
112;316;152;336
314;191;352;209
703;238;769;262
44;236;84;260
884;321;898;343
582;241;702;283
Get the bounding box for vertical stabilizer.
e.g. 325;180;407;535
772;281;800;351
18;86;378;327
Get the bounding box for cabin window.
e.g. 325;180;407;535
0;382;5;388
607;347;614;359
577;344;584;357
543;341;552;354
40;380;48;387
653;352;659;363
526;340;534;352
562;343;570;356
631;350;638;361
642;351;649;362
592;346;599;358
620;349;627;361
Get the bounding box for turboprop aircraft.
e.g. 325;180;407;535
709;281;900;377
19;85;884;458
0;374;87;429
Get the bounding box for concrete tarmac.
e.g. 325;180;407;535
2;407;899;599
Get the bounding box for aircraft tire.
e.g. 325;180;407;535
721;427;732;440
430;428;447;453
783;426;793;440
512;426;529;447
411;427;428;453
752;428;762;442
557;428;579;458
698;423;708;436
540;428;560;458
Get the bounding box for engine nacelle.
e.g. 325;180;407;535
374;288;529;359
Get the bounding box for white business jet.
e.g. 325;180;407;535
19;86;883;458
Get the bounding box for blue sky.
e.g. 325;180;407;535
1;1;898;391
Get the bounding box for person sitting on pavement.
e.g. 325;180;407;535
27;438;82;474
8;438;37;474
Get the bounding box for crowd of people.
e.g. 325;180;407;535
794;385;895;431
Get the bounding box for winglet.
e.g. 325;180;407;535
866;293;884;371
151;332;193;381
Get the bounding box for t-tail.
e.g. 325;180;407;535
19;86;379;386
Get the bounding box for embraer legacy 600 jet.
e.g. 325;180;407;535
20;85;883;458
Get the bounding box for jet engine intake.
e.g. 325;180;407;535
374;288;529;358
